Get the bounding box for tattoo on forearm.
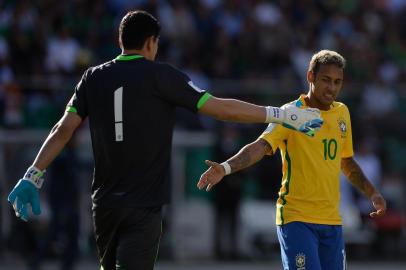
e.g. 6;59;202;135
228;139;271;174
341;158;376;197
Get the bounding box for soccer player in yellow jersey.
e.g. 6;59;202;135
197;50;387;270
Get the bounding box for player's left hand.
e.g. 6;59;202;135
7;166;44;222
369;192;386;218
8;179;41;221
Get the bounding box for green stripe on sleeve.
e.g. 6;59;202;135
66;106;77;113
279;140;292;225
197;92;212;110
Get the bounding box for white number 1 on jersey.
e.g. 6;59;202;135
114;87;123;141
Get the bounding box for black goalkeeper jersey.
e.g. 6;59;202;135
67;55;208;209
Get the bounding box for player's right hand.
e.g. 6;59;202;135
197;160;225;192
7;166;44;222
280;104;323;137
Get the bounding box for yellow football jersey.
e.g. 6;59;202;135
260;95;354;225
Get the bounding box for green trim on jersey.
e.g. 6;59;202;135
280;141;292;225
196;92;212;109
66;106;77;113
116;54;144;61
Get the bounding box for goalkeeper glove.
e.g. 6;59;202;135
8;166;44;222
266;104;323;137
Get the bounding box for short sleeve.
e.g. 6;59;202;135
66;69;90;119
155;64;207;112
341;107;354;158
259;123;290;153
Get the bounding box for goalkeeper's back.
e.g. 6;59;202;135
67;55;207;209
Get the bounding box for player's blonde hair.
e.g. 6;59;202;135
308;50;346;76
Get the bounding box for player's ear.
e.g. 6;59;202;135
118;38;123;50
144;36;154;51
307;70;315;83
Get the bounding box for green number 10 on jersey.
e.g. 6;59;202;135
322;138;337;160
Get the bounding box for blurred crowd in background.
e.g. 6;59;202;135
1;0;406;269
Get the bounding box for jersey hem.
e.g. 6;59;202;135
341;153;354;158
276;218;342;226
92;201;167;210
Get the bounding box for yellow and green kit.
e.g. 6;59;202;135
260;95;354;225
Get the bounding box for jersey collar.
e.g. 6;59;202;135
295;94;308;108
115;54;144;61
297;94;336;111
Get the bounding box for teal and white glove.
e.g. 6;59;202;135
8;166;44;222
266;104;323;137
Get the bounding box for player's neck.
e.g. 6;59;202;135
121;49;147;58
304;93;330;111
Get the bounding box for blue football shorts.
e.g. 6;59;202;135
277;221;346;270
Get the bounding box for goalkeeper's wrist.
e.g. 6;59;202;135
265;106;284;123
23;166;45;189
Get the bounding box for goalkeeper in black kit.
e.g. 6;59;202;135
8;10;323;270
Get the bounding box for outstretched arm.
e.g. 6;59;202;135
198;95;323;137
197;138;272;191
198;95;268;123
341;157;386;218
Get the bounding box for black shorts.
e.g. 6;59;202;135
93;206;162;270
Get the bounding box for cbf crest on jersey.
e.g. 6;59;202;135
337;117;347;138
295;253;306;269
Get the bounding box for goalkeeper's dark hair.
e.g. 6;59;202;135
119;10;161;50
308;50;346;77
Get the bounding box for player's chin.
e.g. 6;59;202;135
321;97;334;107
